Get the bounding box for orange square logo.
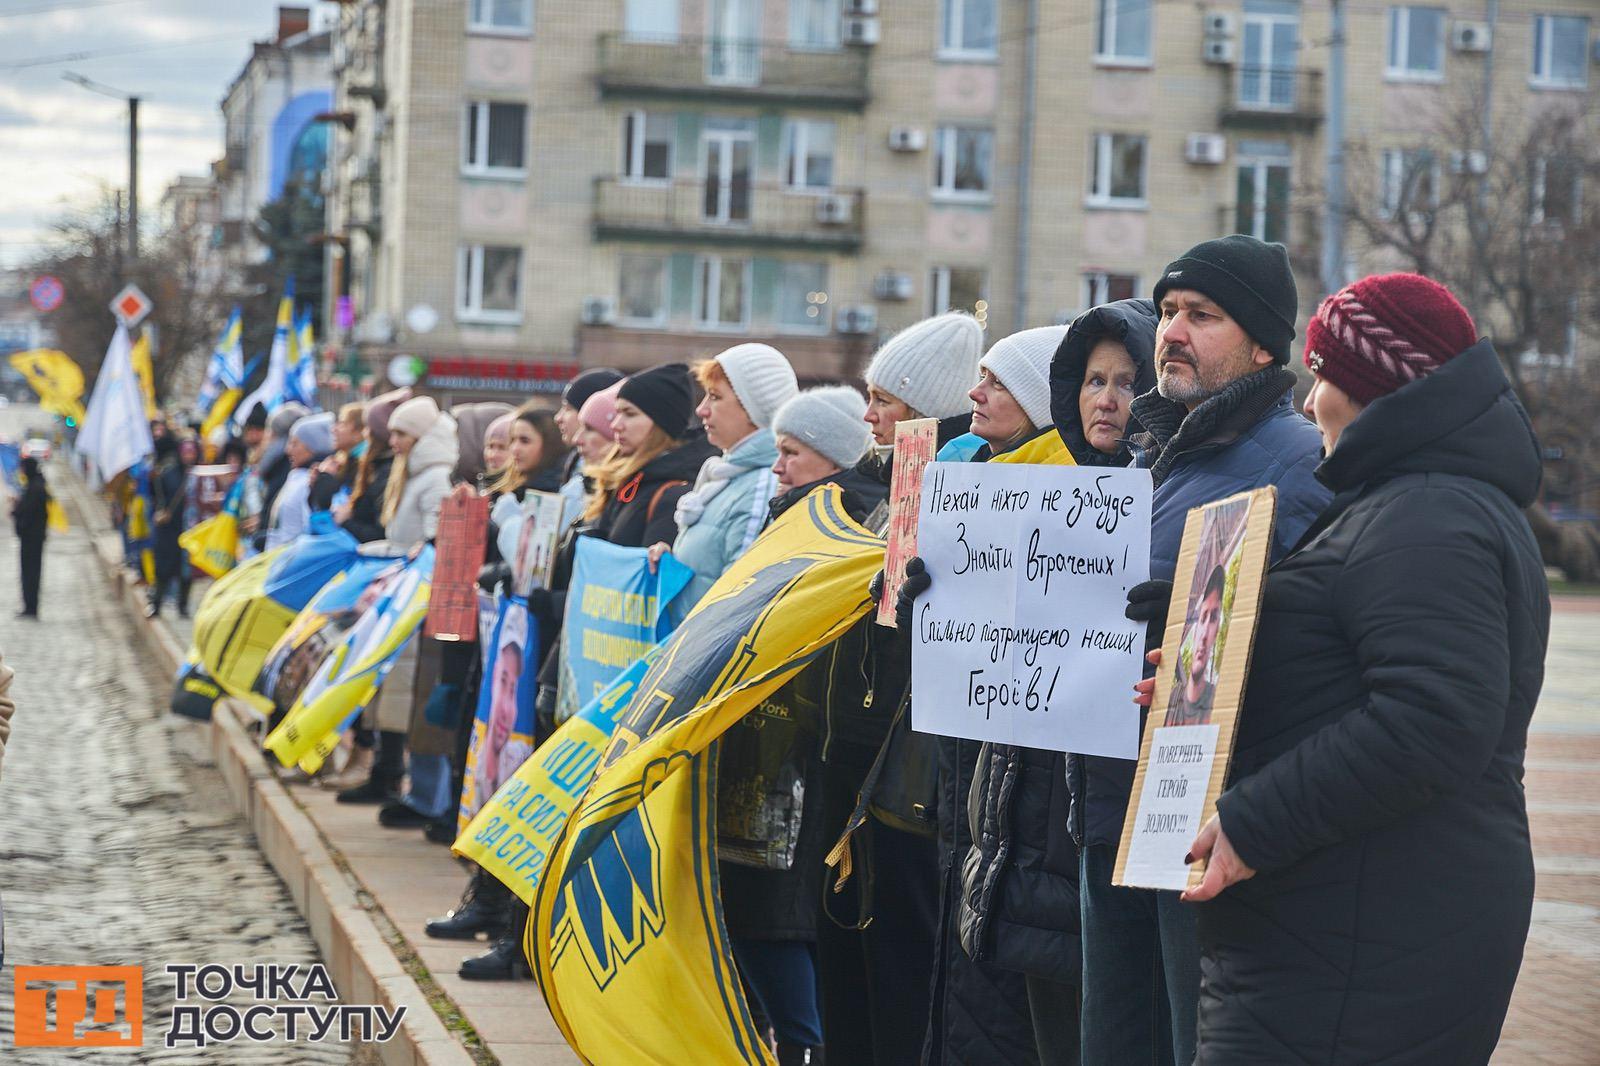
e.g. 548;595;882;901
14;966;143;1047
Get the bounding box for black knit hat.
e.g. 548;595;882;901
243;402;269;430
618;363;694;440
1151;235;1299;364
563;367;624;411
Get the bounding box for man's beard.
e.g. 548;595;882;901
1156;338;1260;405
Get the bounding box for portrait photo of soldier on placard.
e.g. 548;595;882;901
1163;495;1251;729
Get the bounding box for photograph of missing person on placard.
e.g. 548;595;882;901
1163;494;1252;729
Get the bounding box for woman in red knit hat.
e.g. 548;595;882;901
1138;272;1551;1064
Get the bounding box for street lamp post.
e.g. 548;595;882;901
63;71;140;264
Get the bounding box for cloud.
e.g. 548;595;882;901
0;103;37;127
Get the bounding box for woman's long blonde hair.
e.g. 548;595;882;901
581;425;678;522
379;452;408;528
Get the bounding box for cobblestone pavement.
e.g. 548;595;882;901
0;456;354;1060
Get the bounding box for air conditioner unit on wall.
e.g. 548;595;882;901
815;195;855;224
843;0;879;14
1185;133;1228;165
843;15;880;46
888;126;927;152
1204;12;1236;38
581;296;617;326
837;305;878;334
874;272;914;301
1451;21;1492;52
1203;38;1235;64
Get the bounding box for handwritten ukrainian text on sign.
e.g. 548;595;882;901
911;463;1152;758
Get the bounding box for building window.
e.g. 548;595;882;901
1236;143;1291;243
622;111;674;182
791;0;840;48
458;244;522;321
1386;7;1445;79
941;0;998;57
777;261;830;332
929;266;989;327
463;101;527;176
469;0;532;34
1088;132;1147;206
1095;0;1151;63
1531;15;1590;88
1380;148;1440;217
1081;272;1140;308
1531;155;1582;224
783;119;836;190
1240;0;1300;107
695;255;751;331
933;126;995;199
618;254;668;326
624;0;679;39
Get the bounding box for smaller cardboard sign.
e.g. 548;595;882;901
1115;487;1277;891
876;417;938;628
511;491;565;598
426;494;490;641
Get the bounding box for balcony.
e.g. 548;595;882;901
1220;68;1324;132
593;178;865;251
597;34;870;110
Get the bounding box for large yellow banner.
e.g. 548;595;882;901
527;485;882;1065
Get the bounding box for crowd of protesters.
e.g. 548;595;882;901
66;234;1548;1066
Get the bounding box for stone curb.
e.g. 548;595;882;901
63;462;480;1066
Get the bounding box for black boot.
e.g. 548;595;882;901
424;818;456;845
459;902;531;981
425;870;510;941
337;730;405;804
776;1045;824;1066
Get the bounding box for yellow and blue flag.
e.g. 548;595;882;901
527;485;882;1065
8;349;86;423
235;281;294;423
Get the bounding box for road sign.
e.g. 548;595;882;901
29;276;64;314
109;284;153;328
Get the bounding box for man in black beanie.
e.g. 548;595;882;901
616;363;695;440
1066;234;1332;1066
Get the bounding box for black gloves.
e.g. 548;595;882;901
1125;579;1173;628
526;587;553;614
477;561;511;594
868;568;885;604
895;557;931;632
535;683;557;739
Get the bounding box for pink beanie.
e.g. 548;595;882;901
579;382;622;441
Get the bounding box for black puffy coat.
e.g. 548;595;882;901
595;432;717;548
959;299;1160;985
1197;341;1549;1065
12;469;48;541
340;449;394;544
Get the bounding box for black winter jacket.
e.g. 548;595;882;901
958;299;1161;985
1196;341;1549;1065
12;475;48;541
595;432;717;548
340;449;394;544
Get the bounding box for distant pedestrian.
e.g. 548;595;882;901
11;456;49;618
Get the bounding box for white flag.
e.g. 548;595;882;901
78;324;154;481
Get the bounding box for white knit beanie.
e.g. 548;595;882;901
714;343;799;429
863;312;984;420
979;325;1067;430
772;386;871;471
389;395;441;440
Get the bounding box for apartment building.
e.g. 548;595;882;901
321;0;1597;399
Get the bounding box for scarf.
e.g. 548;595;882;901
1128;367;1297;488
674;437;775;532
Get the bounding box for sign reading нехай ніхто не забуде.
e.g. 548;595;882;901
911;463;1152;760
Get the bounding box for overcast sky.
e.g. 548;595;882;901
0;0;334;268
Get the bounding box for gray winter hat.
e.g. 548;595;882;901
289;412;335;458
772;386;871;470
268;402;310;439
863;313;984;419
979;326;1068;430
712;343;799;429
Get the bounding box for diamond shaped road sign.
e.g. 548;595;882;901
109;283;153;328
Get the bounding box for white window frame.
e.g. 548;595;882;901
617;253;670;328
621;110;674;184
462;100;528;179
932;125;995;202
1531;156;1583;224
1081;272;1141;309
1379;148;1441;218
790;0;842;50
775;260;831;334
940;0;999;59
1086;132;1148;208
693;255;752;333
1095;0;1153;66
457;244;523;324
1236;156;1292;242
782;119;836;193
1385;6;1446;81
1530;14;1590;89
929;265;990;324
468;0;533;37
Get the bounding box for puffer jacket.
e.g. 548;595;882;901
1197;341;1549;1065
384;413;459;550
340;447;393;544
1068;367;1330;848
596;431;718;549
959;299;1160;985
671;428;779;609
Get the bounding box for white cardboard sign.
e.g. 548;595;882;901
1118;724;1220;889
911;462;1152;758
